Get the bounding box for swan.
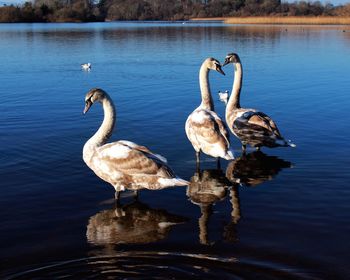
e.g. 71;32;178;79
83;88;188;200
223;53;295;153
218;90;229;105
185;58;234;165
81;63;91;70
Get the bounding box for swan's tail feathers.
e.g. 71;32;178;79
153;153;168;164
224;148;235;160
287;140;296;148
158;177;189;187
173;177;190;186
285;140;297;148
276;138;296;148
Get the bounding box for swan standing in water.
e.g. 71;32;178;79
185;58;234;166
223;53;295;153
83;88;188;200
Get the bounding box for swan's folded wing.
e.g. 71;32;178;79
237;111;282;138
188;109;229;147
97;142;174;178
118;140;167;163
210;111;230;145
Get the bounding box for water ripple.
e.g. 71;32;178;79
5;251;320;280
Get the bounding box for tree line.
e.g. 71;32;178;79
0;0;349;23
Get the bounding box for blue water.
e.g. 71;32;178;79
1;22;350;279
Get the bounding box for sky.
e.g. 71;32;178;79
0;0;349;6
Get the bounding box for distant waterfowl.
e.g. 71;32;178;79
185;58;234;165
81;62;91;70
223;53;295;153
218;90;229;104
83;88;188;200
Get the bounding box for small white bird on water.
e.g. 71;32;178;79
81;63;91;71
218;90;229;105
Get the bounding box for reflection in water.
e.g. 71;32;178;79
223;186;241;243
187;168;241;245
86;200;187;245
226;151;292;187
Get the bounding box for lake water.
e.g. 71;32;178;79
1;22;350;279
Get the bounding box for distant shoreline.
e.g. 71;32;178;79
191;16;350;25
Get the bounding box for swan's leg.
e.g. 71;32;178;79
133;190;139;200
196;151;200;162
196;151;200;170
216;158;221;169
114;191;121;201
242;144;246;155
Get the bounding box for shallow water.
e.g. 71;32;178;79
1;22;350;279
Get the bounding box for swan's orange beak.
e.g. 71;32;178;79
83;101;92;114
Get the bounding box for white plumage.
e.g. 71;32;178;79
218;90;229;104
81;62;91;70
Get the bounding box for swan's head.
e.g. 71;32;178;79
205;57;225;75
223;53;241;67
83;88;107;114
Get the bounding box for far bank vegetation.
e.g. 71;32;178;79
0;0;350;23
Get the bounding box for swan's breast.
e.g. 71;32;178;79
190;110;208;124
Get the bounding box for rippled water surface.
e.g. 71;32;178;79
1;22;350;279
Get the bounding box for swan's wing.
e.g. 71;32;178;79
97;141;174;178
118;140;167;163
209;110;231;145
236;110;282;138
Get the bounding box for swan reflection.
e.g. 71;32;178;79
226;151;292;187
187;168;240;245
86;200;187;245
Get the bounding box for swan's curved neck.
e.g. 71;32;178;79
226;62;243;114
199;63;214;111
83;96;116;159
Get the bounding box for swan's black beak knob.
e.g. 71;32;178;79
83;100;92;114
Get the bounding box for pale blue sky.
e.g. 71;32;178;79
1;0;349;6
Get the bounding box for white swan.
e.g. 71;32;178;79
185;58;234;164
218;90;229;104
83;88;188;200
81;63;91;70
223;53;295;153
